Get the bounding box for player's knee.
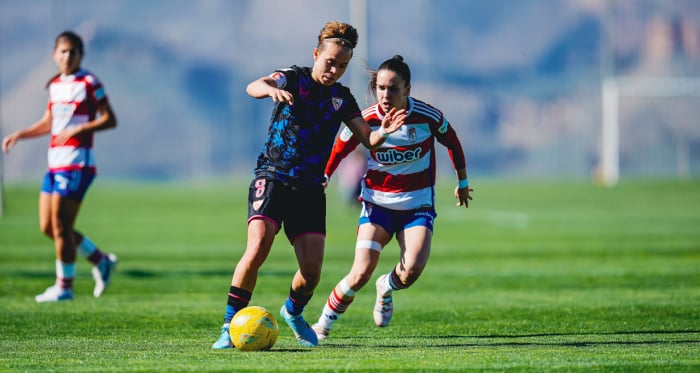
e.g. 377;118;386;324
39;224;53;238
348;270;372;289
399;267;424;288
235;254;265;274
300;265;322;285
50;224;67;241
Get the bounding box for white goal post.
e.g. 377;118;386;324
600;77;700;187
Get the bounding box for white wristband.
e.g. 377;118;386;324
377;126;389;139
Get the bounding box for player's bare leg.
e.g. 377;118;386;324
35;194;80;302
313;223;388;339
374;226;432;326
213;218;275;349
280;233;325;347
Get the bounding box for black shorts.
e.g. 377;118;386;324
248;177;326;243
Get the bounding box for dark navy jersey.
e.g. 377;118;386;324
254;65;362;188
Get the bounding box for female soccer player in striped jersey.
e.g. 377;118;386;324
2;31;118;302
312;55;473;339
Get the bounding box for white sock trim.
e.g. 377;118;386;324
56;260;76;278
338;278;356;297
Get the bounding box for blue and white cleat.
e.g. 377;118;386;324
92;253;118;298
35;285;74;303
280;305;318;347
212;324;234;349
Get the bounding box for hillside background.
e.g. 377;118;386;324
1;0;699;184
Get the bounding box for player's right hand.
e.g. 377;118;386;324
269;88;294;105
2;134;19;154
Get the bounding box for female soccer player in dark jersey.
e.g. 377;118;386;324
2;31;118;302
311;55;474;340
213;21;406;348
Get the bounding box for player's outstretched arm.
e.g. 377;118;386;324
346;108;407;150
246;77;294;105
2;109;52;154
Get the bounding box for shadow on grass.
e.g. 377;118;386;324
324;330;700;349
12;268;294;279
212;348;313;353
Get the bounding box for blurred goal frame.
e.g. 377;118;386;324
600;77;700;187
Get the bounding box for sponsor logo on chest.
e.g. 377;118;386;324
375;147;422;164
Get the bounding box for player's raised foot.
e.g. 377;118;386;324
92;253;117;298
212;324;234;349
280;305;318;347
373;274;393;327
35;285;74;303
311;323;329;341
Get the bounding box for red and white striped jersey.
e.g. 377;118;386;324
326;97;466;210
47;69;108;171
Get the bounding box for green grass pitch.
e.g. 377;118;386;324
1;179;698;372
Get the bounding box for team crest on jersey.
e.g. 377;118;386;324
331;97;343;111
408;127;417;143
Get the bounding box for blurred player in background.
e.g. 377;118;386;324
2;31;118;302
312;55;473;339
212;21;406;348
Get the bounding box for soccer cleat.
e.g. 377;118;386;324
35;285;74;303
92;253;118;298
280;305;318;347
212;324;234;349
311;323;329;341
373;274;393;327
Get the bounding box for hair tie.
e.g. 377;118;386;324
324;37;354;48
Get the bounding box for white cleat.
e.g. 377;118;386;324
311;323;329;341
35;285;74;303
373;274;393;327
92;253;118;298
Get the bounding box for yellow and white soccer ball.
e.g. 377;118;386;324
229;306;279;351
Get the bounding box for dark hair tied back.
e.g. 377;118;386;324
368;54;412;99
379;54;411;85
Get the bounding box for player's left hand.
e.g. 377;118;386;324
455;186;473;208
54;125;84;145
